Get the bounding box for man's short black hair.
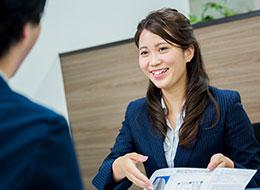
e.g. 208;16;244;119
0;0;46;58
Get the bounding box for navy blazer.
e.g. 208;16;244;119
0;77;84;190
93;86;260;189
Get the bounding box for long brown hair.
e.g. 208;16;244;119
134;8;220;147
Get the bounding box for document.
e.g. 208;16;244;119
145;168;256;190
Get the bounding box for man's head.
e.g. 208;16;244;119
0;0;46;63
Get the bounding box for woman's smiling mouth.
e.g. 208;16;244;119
150;68;169;79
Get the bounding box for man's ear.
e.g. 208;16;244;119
185;44;195;63
22;22;31;39
20;22;40;49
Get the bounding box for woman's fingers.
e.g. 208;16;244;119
128;173;153;190
216;161;226;168
127;152;148;163
207;153;234;170
131;166;152;188
207;153;223;170
113;152;152;188
125;158;152;188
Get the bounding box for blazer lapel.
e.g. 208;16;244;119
137;101;196;169
138;109;168;169
148;132;168;169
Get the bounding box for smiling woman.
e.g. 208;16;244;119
138;30;191;92
92;8;260;190
133;9;217;149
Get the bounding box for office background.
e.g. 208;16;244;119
9;0;260;119
60;11;260;189
9;0;189;119
8;0;260;189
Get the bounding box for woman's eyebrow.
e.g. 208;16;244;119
139;42;168;50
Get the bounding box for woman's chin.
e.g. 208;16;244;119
152;81;168;90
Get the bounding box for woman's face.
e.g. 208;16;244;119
138;29;194;91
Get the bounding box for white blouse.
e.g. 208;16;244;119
161;98;184;168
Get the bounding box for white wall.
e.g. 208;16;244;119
10;0;190;120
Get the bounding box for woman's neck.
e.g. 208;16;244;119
162;83;186;116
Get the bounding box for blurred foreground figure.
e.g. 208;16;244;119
0;0;84;189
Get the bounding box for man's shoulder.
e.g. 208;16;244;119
0;87;68;130
20;92;64;120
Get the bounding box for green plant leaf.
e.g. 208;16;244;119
197;0;237;24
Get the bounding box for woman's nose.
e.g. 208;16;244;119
150;53;162;66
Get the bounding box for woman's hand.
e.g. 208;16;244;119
207;153;234;170
112;152;153;190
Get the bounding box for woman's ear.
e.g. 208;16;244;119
184;44;195;63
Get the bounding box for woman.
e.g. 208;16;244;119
93;8;260;189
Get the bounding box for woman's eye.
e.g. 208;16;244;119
159;47;168;52
140;51;148;56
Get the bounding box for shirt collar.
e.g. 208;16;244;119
161;97;186;121
0;70;9;83
161;97;168;116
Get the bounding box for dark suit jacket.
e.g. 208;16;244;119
0;76;84;190
93;86;260;189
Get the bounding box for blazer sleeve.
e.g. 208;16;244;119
224;91;260;187
30;115;84;190
92;102;136;190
